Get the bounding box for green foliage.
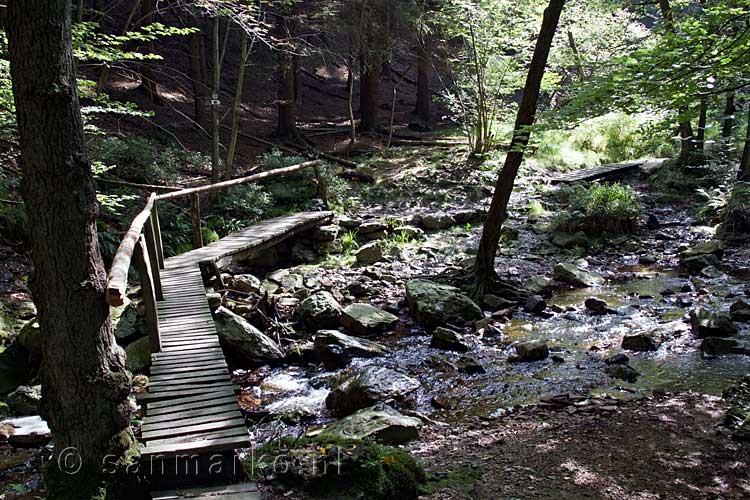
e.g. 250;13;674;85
718;182;750;241
554;182;642;236
96;226;121;265
341;230;359;256
157;203;194;257
261;149;307;169
90;136;207;185
250;434;425;500
201;227;220;245
208;184;274;237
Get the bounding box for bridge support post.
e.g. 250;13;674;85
313;164;329;209
133;235;161;354
151;201;165;269
144;217;163;301
191;193;204;249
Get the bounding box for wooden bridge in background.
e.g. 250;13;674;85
550;158;668;184
105;161;333;499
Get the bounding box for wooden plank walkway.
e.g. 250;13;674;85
136;211;333;497
550;159;667;184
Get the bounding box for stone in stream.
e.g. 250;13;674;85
314;330;388;370
1;415;52;447
206;292;222;310
7;385;41;416
550;231;590;249
298;291;342;330
511;340;549;362
325;366;420;417
524;295;547;314
345;276;375;298
585;297;614;315
483;294;515;310
213;306;283;364
621;333;659;352
124;336;151;372
700;337;747;356
430;327;473;352
730;300;750;322
682;254;722;275
679;240;725;260
315;403;422;445
553;262;603;288
689;308;738;338
341;304;398;337
228;274;262;294
420;213;456;230
525;277;553;297
605;363;639;383
355;241;385;264
605;353;630;366
456;355;486;374
405;279;483;331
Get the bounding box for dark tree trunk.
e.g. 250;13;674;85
739;105;750;181
414;41;430;122
275;12;299;140
189;29;210;128
678;116;695;165
696;97;707;158
722;91;735;140
566;28;584;81
359;51;382;133
6;0;132;492
472;0;565;300
141;0;162;105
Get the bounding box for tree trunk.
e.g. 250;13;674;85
211;15;221;184
359;51;382;133
6;0;132;492
140;0;162;105
696;97;707;157
275;12;299;140
722;91;735;140
225;28;248;181
677;115;695;166
189;29;210;128
414;40;430;122
739;105;750;181
472;0;565;300
96;0;141;94
567;28;584;81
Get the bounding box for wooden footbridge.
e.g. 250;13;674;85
550;158;668;184
105;161;333;499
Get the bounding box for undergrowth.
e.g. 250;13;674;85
553;182;642;236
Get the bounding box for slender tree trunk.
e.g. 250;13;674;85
722;91;735;140
225;29;248;181
97;0;140;94
7;0;132;493
739;105;750;181
567;28;584;81
211;16;221;184
275;12;299;140
140;0;162;105
189;29;210;128
414;40;430;123
472;0;565;300
359;51;382;133
696;97;707;157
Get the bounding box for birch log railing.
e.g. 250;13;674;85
104;160;327;354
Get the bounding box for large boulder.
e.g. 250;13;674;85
405;279;482;331
550;231;589;249
553;262;603;288
730;300;750;322
420;213;456;230
605;363;639;382
17;318;42;359
690;308;738;338
679;241;724;274
325;366;420;417
310;225;339;242
124;336;151;372
228;274;262;294
700;337;747;356
621;333;659;352
111;298;139;341
355;241;385;264
298;292;342;330
316;403;422;445
341;304;398;336
7;385;41;416
314;330;388;369
213;306;283;364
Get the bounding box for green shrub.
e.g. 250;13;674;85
718;182;750;242
249;434;425;500
554;182;642;236
201;227;220;245
261;149;307;169
90;136;208;185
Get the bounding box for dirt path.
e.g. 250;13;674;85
413;394;749;499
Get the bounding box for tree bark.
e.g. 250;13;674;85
211;16;221;184
696;97;707;158
359;50;382;133
472;0;565;300
275;12;299;139
6;0;132;492
722;91;735;140
140;0;162;105
739;105;750;181
567;28;584;81
414;40;430;122
189;28;210;128
225;28;249;181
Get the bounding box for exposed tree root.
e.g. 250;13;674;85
427;267;529;304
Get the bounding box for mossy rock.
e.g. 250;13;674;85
124;337;151;373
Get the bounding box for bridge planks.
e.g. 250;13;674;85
550;159;668;184
134;211;332;497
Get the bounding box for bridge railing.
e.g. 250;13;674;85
104;160;327;353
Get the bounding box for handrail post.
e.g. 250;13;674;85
191;193;203;249
144;216;163;301
312;163;329;209
152;201;165;269
133;235;161;353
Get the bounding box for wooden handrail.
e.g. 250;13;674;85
155;160;323;201
105;193;157;306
